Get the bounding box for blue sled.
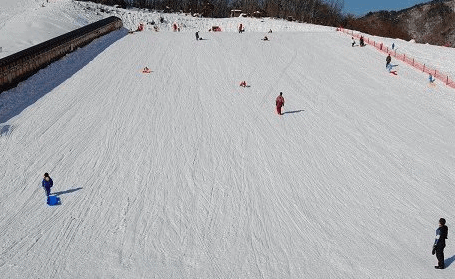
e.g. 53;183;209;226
47;195;61;206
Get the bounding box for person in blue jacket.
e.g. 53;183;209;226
42;173;53;197
432;218;448;269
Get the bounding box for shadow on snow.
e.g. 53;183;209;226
445;255;455;268
0;124;12;136
282;109;304;115
52;187;83;197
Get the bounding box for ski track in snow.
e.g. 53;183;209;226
1;1;455;279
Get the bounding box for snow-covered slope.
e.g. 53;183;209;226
2;0;454;82
0;0;104;59
1;1;455;278
0;0;330;59
352;32;455;82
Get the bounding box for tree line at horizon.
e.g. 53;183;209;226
80;0;345;26
80;0;454;46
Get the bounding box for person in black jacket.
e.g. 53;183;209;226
386;54;391;68
432;218;448;269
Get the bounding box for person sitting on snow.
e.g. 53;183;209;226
240;81;247;87
263;36;269;41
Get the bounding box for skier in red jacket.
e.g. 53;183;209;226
276;92;285;115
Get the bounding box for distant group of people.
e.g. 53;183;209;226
262;29;273;41
352;35;435;83
130;20;269;42
195;25;273;42
351;36;365;47
385;47;434;83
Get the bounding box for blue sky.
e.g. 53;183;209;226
342;0;430;16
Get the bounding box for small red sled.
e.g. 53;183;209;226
142;67;152;74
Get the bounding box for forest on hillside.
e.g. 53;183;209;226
80;0;454;47
80;0;345;26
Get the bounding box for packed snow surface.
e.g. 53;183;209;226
1;1;455;278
